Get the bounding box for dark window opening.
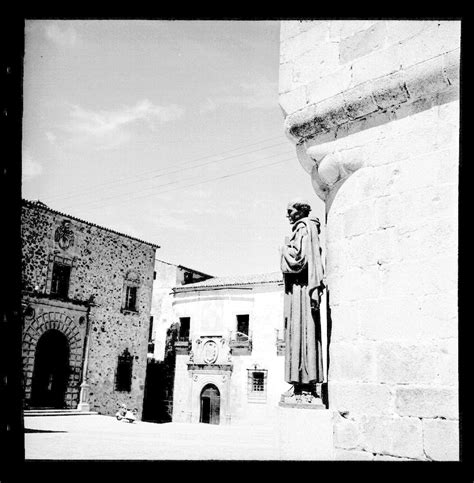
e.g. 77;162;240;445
124;286;137;312
178;317;190;341
236;314;249;339
183;272;192;284
148;316;154;342
51;263;71;298
115;349;133;392
252;372;265;392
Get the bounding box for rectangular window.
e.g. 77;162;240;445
236;314;249;338
148;315;154;342
115;350;133;392
252;372;265;392
50;262;71;298
179;317;190;341
124;286;137;311
247;369;267;402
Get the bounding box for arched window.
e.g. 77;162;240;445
122;270;140;313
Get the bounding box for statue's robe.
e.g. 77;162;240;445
281;216;325;386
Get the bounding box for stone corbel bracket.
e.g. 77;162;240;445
296;142;364;202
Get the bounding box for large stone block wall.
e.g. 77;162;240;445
21;202;156;417
279;20;459;461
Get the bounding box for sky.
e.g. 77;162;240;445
22;20;325;277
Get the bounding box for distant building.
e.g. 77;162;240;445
142;259;212;423
21;199;158;418
149;259;213;361
170;272;289;425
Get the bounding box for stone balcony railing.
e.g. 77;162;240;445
229;331;252;356
174;336;191;355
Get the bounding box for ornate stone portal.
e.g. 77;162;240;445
186;335;233;424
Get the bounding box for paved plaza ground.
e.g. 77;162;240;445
24;414;280;460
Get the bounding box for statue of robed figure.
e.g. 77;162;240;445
280;199;325;403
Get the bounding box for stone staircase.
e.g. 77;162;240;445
24;408;98;417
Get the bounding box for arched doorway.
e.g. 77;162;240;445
30;330;70;408
200;384;220;425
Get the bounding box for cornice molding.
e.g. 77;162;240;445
283;49;460;145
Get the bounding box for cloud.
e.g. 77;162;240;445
199;77;278;114
22;153;43;181
61;99;185;150
45;23;79;48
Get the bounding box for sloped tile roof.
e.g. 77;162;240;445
173;271;283;291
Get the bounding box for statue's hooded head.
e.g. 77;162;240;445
287;198;312;224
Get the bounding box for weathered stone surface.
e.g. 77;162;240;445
343;82;378;120
329;382;393;415
329;342;377;383
395;386;458;419
334;449;374;460
340;22;387;64
385;20;432;45
423;418;459;461
333;415;361;450
375;341;457;386
400;22;461;70
360;416;424;459
306;67;352;106
404;54;449;101
278;86;307;117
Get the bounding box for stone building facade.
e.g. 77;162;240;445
171;273;289;425
279;20;460;460
21;200;158;418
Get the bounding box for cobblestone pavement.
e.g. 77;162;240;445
24;415;280;460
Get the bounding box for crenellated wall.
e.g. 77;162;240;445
279;20;459;461
21;200;156;417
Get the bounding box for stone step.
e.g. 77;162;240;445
24;409;98;417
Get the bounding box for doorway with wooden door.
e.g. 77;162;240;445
200;384;220;425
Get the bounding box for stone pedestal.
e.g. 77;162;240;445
77;382;90;412
277;406;334;460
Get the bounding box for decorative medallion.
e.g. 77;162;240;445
202;340;218;364
54;220;75;250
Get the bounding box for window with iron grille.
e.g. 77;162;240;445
124;286;137;311
247;369;267;402
50;262;71;298
115;349;133;392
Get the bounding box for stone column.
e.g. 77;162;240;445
279;20;460;461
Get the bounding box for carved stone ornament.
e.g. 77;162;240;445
202;340;218;365
295;142;364;202
54;220;75;250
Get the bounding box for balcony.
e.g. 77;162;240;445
174;336;191;355
229;331;252;356
275;329;285;356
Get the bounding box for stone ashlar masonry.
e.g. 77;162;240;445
21;201;157;418
279;21;459;461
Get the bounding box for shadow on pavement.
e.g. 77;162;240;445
25;428;68;433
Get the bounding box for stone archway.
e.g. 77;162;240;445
30;330;70;408
200;384;220;425
23;311;84;408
